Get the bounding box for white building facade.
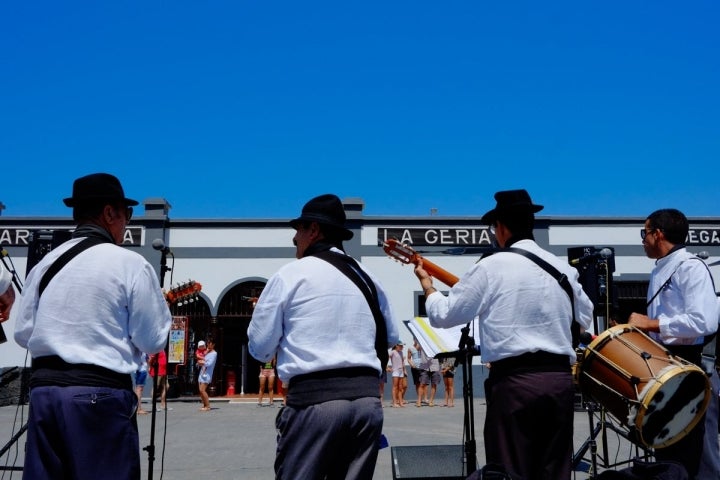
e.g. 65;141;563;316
2;197;719;395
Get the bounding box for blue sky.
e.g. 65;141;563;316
2;1;718;219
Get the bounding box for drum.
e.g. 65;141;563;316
576;325;710;449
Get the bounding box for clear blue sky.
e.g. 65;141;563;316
2;1;718;219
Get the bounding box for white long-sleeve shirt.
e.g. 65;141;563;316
248;248;400;382
425;239;594;364
15;237;171;374
647;247;719;346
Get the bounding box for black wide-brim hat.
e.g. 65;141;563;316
480;189;543;225
290;193;354;241
63;172;139;207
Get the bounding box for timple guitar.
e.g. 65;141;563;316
164;280;203;306
381;239;459;287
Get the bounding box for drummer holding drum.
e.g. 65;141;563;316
628;208;720;479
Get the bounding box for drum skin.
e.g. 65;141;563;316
576;325;710;448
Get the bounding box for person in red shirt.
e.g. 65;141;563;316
148;350;170;411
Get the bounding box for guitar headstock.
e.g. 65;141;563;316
382;238;420;266
165;280;203;306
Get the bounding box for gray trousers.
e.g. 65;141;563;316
274;397;383;480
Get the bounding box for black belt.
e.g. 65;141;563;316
287;367;379;407
31;355;132;390
489;351;570;378
664;344;703;368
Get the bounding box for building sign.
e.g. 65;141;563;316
379;227;493;247
687;228;720;246
0;226;144;247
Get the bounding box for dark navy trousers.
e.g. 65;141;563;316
23;385;140;480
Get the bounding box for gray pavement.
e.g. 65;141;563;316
0;393;648;480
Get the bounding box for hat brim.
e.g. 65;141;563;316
63;196;139;207
481;204;543;225
289;215;354;240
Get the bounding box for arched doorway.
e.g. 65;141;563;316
168;290;211;395
217;280;266;395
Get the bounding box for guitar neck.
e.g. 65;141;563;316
418;257;460;287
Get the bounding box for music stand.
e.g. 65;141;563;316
436;323;479;475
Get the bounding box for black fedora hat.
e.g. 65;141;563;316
290;194;354;241
481;189;543;225
63;173;139;207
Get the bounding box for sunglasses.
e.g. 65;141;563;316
114;205;133;222
640;228;657;240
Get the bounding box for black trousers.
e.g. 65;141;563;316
484;370;575;480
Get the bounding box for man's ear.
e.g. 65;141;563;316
102;205;116;224
309;222;324;241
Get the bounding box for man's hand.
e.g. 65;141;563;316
0;284;15;322
414;259;436;296
628;313;660;333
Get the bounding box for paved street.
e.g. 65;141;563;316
1;392;647;480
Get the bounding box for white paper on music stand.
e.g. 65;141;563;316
404;317;470;358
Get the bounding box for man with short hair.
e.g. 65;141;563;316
407;338;427;405
249;193;399;480
629;208;720;478
15;173;171;480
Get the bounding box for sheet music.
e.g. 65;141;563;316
404;317;477;358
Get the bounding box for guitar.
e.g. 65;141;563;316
164;280;203;306
381;239;460;287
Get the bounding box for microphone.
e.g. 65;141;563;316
570;248;613;265
696;251;710;260
152;238;172;255
579;331;594;346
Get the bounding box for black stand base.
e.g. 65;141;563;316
572;400;653;477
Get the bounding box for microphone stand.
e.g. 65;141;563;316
144;248;171;480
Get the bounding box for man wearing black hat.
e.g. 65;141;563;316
249;193;400;480
15;173;172;479
414;189;594;480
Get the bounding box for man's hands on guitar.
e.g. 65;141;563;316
413;259;437;297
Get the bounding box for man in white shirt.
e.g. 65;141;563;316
249;193;399;480
629;208;720;478
414;189;594;480
15;173;171;480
